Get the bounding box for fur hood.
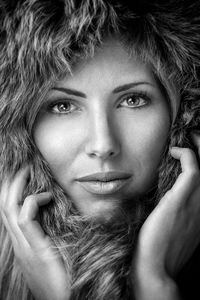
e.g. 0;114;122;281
0;1;200;299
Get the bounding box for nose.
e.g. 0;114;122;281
85;113;121;160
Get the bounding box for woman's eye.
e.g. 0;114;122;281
50;101;77;114
119;94;149;108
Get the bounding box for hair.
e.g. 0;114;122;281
0;0;200;299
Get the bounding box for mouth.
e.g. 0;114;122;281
76;171;132;195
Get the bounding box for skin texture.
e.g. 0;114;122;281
33;39;170;220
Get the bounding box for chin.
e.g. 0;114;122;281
77;198;123;222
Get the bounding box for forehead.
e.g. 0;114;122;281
56;38;157;90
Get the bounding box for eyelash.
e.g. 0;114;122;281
48;100;79;115
118;92;150;109
47;92;151;115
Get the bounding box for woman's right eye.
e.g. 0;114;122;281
48;101;78;114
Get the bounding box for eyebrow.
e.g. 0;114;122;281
52;81;154;98
52;87;87;98
112;82;154;93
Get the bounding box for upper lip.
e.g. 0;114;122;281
76;171;132;182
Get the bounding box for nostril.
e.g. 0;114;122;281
110;150;115;156
86;145;118;160
85;120;121;159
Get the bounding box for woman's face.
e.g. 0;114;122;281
33;39;170;220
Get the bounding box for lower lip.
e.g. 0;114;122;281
77;178;131;195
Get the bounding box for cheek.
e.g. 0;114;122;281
124;111;170;191
140;118;169;157
33;118;83;173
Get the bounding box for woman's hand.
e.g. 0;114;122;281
0;167;71;300
132;135;200;300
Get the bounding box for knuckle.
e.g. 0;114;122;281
18;214;29;229
24;195;35;204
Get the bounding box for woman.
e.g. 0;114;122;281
0;0;200;299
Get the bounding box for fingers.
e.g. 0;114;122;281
7;166;30;216
1;171;70;300
1;167;30;246
170;147;199;174
169;146;199;199
18;192;52;251
0;166;52;255
0;178;10;207
0;207;19;250
0;176;23;249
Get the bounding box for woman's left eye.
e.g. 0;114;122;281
49;101;78;114
119;94;150;108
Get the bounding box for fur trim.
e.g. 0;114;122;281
0;1;200;299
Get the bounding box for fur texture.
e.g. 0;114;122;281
0;0;200;299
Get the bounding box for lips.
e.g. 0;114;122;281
76;171;132;195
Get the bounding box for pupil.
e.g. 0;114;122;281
128;97;136;105
59;104;68;111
